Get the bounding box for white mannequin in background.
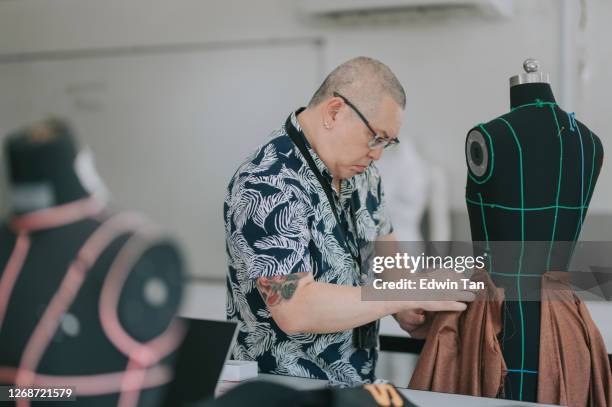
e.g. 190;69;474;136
376;137;450;243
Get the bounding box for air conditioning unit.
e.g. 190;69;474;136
298;0;514;18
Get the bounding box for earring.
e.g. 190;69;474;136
324;122;331;129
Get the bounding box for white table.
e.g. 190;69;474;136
217;373;560;406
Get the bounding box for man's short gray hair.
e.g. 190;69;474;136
308;57;406;115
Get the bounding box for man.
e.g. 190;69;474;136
224;57;468;386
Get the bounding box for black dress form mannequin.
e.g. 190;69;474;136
465;63;604;402
0;119;184;406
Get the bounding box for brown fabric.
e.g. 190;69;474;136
407;272;612;407
538;272;612;407
407;271;506;397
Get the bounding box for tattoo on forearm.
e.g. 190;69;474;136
256;274;302;307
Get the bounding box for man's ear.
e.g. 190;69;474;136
322;96;343;128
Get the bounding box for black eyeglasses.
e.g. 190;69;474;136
333;92;399;149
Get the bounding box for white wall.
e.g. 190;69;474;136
0;42;322;280
1;0;611;279
580;0;612;211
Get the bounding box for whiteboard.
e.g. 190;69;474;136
0;40;323;279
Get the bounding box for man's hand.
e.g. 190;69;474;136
393;273;479;339
394;309;432;339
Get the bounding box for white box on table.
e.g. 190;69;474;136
220;360;258;381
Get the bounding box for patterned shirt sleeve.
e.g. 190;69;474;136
229;177;312;279
374;169;394;237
